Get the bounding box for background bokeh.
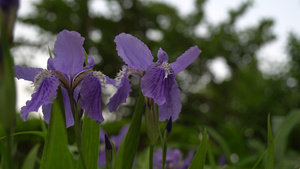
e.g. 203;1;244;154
8;0;300;168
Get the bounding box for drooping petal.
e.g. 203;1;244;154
141;64;166;105
115;33;153;71
158;74;182;121
61;87;74;128
20;70;60;121
107;68;132;112
53;30;85;77
99;128;106;142
42;103;52;124
170;46;201;74
157;48;168;62
80;71;105;123
14;65;43;82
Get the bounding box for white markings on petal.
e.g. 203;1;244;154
115;68;126;87
93;71;106;87
33;70;55;91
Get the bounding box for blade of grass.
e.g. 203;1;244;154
114;92;145;169
21;144;40;169
265;114;274;169
189;129;207;169
40;87;75;169
77;113;100;169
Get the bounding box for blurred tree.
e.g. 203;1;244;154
14;0;300;167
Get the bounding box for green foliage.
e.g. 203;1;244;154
189;129;207;169
40;88;75;169
77;113;100;169
266;114;274;169
21;144;40;169
114;92;145;169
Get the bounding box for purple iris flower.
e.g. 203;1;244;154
98;125;129;167
107;33;201;121
14;30;107;127
153;148;194;169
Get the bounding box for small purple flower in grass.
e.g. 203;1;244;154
98;125;129;167
14;30;107;127
108;33;201;121
153;148;194;169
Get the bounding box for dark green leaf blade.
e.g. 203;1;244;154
189;129;207;169
265;114;274;169
77;113;100;169
21;144;40;169
114;92;145;169
40;88;75;169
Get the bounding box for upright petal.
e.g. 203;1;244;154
20;70;60;121
83;56;95;71
170;46;201;74
157;48;168;62
115;33;153;71
14;65;43;82
80;71;105;123
158;74;182;121
107;68;132;112
141;64;166;105
61;87;75;128
53;30;85;77
47;58;55;70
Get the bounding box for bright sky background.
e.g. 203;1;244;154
14;0;300;113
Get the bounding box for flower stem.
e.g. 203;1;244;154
68;90;87;169
149;145;154;169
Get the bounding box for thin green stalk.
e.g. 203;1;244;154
68;90;87;169
4;129;13;169
149;145;154;169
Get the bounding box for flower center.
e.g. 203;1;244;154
160;62;172;78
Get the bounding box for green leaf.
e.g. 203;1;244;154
40;87;75;169
265;114;274;169
77;113;100;169
275;110;300;160
114;92;145;169
21;144;41;169
0;131;46;140
189;129;207;169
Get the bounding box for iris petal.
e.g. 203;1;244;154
141;64;166;105
170;46;201;74
61;87;75;128
158;74;182;121
20;71;60;121
53;30;85;77
80;71;105;123
115;33;153;71
157;48;168;62
42;103;52;124
107;68;132;112
14;65;43;82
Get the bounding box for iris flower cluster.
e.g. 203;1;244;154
15;30;201;126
